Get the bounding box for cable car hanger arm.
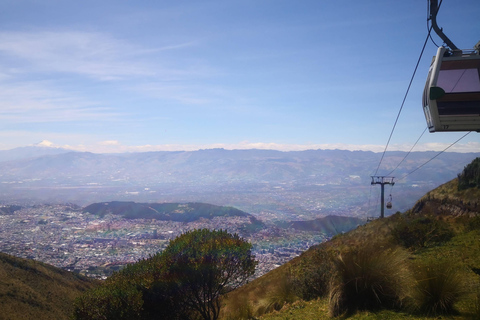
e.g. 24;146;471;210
429;0;458;51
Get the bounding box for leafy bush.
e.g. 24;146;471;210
458;157;480;191
161;229;257;320
73;281;144;320
328;242;412;317
411;259;468;316
73;229;256;320
391;215;454;250
464;215;480;232
290;246;335;300
263;274;298;313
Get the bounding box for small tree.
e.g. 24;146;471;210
290;246;335;300
458;157;480;190
73;229;256;320
163;229;257;320
73;280;144;320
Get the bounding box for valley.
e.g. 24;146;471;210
1;148;478;220
0;203;360;279
0;147;478;281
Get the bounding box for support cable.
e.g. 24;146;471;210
396;132;471;182
386;127;428;177
372;27;432;176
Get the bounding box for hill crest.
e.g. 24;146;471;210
412;177;480;217
83;201;254;222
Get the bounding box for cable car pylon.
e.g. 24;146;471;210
371;176;395;218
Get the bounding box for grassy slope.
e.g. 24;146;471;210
0;253;98;320
221;179;480;319
258;228;480;320
2;178;478;320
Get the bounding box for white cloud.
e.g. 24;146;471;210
0;30;223;127
0;31;197;81
9;140;476;154
410;142;480;153
99;140;120;146
0;81;123;123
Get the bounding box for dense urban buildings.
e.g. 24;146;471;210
0;204;327;279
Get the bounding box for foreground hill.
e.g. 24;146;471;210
221;160;480;319
0;253;97;320
411;176;480;217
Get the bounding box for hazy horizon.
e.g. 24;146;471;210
1;139;479;154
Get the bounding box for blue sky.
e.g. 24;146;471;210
0;0;479;153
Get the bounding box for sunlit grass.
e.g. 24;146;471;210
328;242;412;317
411;259;468;316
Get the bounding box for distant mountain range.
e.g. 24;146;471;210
0;146;478;219
0;145;71;162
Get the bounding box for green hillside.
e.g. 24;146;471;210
0;253;98;320
84;201;254;222
275;215;364;235
220;161;480;319
83;201;265;234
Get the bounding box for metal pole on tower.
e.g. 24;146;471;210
371;176;395;218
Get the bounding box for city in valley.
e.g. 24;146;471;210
0;204;328;279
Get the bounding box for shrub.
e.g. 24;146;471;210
464;215;480;232
391;215;454;250
74;229;256;320
263;274;298;313
73;281;143;320
290;246;335;300
458;157;480;191
162;229;257;320
328;242;412;317
411;259;468;316
222;295;254;320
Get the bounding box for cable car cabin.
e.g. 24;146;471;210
423;46;480;132
386;194;392;209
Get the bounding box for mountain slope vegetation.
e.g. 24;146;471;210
275;215;363;234
0;252;98;320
